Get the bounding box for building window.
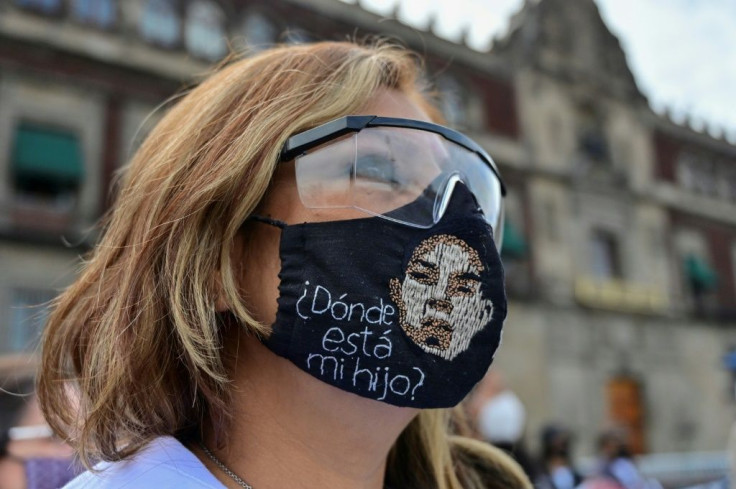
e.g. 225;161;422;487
10;122;84;211
683;253;718;295
14;0;61;14
682;252;718;317
501;218;527;263
7;288;56;353
185;0;227;61
676;151;697;191
677;151;718;196
717;164;736;201
71;0;117;28
693;162;717;196
590;229;621;280
140;0;181;48
579;129;609;163
501;188;532;297
239;12;276;51
674;229;720;316
501;219;527;260
577;103;609;164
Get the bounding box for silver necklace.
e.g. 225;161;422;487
200;442;392;489
199;442;254;489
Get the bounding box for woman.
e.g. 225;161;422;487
38;41;529;489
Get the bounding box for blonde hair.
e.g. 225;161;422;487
38;41;530;489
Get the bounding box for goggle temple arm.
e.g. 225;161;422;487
280;115;378;162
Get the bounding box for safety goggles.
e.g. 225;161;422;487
280;115;506;245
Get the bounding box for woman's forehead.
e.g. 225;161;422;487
360;88;433;121
255;88;433;223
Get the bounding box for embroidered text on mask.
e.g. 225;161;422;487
299;282;426;401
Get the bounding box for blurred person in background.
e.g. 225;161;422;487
468;371;537;480
534;424;583;489
0;378;78;489
37;41;531;489
593;428;662;489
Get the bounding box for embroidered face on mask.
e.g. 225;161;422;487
389;234;494;361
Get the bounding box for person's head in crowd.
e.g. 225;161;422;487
476;388;526;447
465;372;538;480
541;424;575;462
535;424;584;489
597;427;633;460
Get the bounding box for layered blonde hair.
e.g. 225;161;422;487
38;41;530;489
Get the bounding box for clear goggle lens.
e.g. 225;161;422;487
294;127;504;245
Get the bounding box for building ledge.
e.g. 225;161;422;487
574;276;669;314
0;9;207;82
652;183;736;226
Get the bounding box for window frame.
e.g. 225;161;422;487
139;0;183;49
70;0;119;30
184;0;228;61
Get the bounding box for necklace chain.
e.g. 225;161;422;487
200;442;394;489
199;442;254;489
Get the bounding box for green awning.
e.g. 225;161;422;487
684;254;717;291
12;123;84;185
501;219;527;259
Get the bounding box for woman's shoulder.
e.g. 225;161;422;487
64;436;224;489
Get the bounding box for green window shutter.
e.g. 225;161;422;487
11;123;84;186
501;219;527;259
684;254;717;291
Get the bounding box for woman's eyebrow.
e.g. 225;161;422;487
416;259;437;268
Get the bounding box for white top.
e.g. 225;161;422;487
64;436;226;488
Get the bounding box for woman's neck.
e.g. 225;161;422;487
196;333;417;489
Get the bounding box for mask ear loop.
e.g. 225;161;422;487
249;215;287;229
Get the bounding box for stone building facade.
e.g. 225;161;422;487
1;0;734;455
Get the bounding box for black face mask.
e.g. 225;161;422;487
255;184;507;408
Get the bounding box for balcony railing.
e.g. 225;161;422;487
574;276;669;314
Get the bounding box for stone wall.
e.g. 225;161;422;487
496;300;736;455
